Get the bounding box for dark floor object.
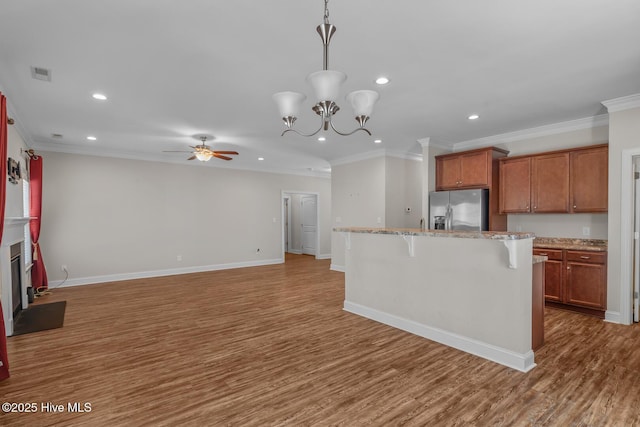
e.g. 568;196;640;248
12;301;66;336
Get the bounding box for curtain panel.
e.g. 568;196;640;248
29;156;48;291
0;93;10;381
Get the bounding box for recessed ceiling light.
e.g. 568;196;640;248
86;136;97;141
258;157;264;161
468;114;479;120
374;139;382;144
375;77;390;85
318;136;326;142
92;93;107;101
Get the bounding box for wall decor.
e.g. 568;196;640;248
7;157;20;184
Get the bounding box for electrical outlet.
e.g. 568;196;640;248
61;265;68;273
256;248;261;253
582;226;591;236
176;255;182;262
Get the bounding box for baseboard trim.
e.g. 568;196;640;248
330;264;345;272
49;258;284;289
604;310;624;324
343;301;536;373
316;253;332;260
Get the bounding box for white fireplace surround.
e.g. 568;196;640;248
1;217;32;336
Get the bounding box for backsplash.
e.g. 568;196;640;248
507;213;608;240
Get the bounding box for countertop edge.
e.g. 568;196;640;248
333;227;535;241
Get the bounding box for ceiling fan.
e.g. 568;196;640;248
163;136;239;162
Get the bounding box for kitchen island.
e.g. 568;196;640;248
334;227;538;372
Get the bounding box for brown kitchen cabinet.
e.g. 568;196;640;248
533;247;607;316
435;146;509;231
436;147;508;190
570;145;608;213
532;248;563;302
499;144;608;214
531;152;570;213
565;251;607;310
499;157;531;213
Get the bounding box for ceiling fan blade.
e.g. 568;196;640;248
212;151;239;155
187;155;197;161
213;154;233;161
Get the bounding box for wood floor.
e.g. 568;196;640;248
1;253;639;426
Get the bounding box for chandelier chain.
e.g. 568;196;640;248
324;0;330;24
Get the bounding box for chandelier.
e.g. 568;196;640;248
272;0;379;137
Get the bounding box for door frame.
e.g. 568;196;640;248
619;147;640;325
281;190;320;260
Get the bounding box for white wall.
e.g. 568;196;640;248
39;152;331;284
3;125;29;219
499;126;609;239
385;156;422;228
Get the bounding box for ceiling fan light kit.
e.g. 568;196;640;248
272;0;379;137
163;135;238;162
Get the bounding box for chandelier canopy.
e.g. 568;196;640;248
272;0;379;137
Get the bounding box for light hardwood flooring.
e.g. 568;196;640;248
1;254;639;426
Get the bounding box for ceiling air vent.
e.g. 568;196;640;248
31;66;52;82
51;133;63;139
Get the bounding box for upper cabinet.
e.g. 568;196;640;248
570;145;608;213
499;144;608;214
436;147;508;191
435;146;509;231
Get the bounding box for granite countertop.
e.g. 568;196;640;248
333;227;535;241
533;237;607;252
533;255;548;264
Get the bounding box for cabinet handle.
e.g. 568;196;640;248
573;205;577;209
538;252;548;256
567;266;571;270
580;255;590;259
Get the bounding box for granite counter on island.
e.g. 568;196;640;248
334;227;540;372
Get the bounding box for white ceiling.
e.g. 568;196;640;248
1;0;639;176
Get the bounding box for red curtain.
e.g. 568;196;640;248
0;92;10;381
29;156;48;291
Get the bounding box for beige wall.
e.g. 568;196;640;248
606;106;640;320
39;152;331;283
330;155;422;269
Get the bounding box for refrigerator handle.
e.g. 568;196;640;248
446;204;452;230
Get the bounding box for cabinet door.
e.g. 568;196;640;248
499;158;531;213
532;152;570;213
459;151;490;188
565;262;606;309
437;156;461;190
571;146;608;212
543;259;564;302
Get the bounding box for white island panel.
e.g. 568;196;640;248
342;229;535;372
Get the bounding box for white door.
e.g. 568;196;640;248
301;195;317;256
634;162;640;322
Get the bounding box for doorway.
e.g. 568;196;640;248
281;191;320;260
633;157;640;322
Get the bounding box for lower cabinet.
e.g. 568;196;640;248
533;247;607;316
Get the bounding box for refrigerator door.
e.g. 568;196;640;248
449;189;489;231
428;191;450;229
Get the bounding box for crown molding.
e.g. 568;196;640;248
330;148;422;167
601;93;640;113
30;142;331;179
417;137;451;150
453;114;609;151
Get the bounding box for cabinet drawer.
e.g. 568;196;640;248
566;251;606;264
533;248;563;261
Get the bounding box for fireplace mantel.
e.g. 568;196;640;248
1;217;34;336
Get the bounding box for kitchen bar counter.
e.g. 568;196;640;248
334;227;535;240
337;227;538;372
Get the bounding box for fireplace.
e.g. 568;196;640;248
10;243;22;318
1;217;31;336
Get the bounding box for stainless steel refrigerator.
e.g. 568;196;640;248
428;189;489;231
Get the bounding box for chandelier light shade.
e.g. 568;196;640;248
273;0;379;137
195;151;213;162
